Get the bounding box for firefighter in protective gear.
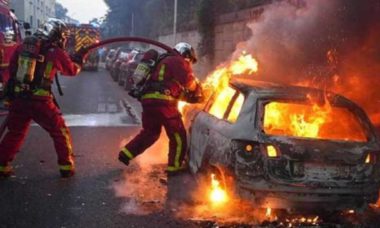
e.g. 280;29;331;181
118;42;204;175
0;18;82;179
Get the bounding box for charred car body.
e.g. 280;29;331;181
189;78;380;211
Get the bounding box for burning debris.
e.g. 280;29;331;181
209;173;228;206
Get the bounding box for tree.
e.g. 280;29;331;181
55;3;68;20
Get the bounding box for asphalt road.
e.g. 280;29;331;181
0;67;200;228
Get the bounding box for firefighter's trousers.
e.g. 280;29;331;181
0;98;74;171
122;105;187;172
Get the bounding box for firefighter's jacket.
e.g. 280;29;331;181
141;54;196;107
8;43;81;99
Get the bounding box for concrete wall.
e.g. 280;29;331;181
157;6;265;79
158;29;205;77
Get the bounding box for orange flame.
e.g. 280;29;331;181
263;97;367;142
266;208;272;217
230;53;258;75
209;174;228;206
183;51;368;143
179;53;258;120
204;53;258;92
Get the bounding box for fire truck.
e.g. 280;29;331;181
66;23;100;71
0;0;23;91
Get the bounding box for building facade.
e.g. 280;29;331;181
10;0;56;32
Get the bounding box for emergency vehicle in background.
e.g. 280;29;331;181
66;23;100;71
0;0;25;93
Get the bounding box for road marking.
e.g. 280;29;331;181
97;103;106;113
28;99;142;127
107;103;118;113
61;113;139;127
121;99;141;124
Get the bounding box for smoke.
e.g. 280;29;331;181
232;0;380;125
113;133;169;215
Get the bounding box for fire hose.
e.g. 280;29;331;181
77;36;179;60
0;36;178;139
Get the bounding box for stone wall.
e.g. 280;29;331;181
158;6;265;78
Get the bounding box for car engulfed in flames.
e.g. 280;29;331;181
188;77;380;212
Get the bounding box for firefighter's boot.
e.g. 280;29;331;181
0;165;14;179
60;169;75;178
118;151;130;166
166;166;189;177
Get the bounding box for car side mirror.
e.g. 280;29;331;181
23;22;31;30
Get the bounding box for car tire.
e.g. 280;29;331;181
113;70;118;82
124;79;129;91
118;73;123;86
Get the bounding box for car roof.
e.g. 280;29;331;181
230;77;335;99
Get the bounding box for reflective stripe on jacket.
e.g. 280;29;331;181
141;55;196;105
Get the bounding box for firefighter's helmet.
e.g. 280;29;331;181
174;42;197;64
35;18;68;47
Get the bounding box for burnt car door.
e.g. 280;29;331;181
189;86;245;173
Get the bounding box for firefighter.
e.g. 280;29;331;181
118;42;204;175
0;18;84;179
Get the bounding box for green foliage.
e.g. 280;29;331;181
102;0;267;45
103;0;174;39
55;3;68;20
103;0;202;39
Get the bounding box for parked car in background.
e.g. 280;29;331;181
105;49;116;70
189;78;380;212
107;47;129;75
119;51;145;90
110;51;130;82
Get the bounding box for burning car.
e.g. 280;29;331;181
189;77;380;212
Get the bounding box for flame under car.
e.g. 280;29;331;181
189;78;380;211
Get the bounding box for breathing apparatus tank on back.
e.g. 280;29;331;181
12;18;67;95
16;36;44;84
129;49;160;99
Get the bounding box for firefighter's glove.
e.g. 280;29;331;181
71;47;89;66
183;83;205;104
128;86;143;100
70;53;85;66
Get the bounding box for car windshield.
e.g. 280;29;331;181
263;101;367;142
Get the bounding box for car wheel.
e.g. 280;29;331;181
124;80;130;91
110;70;116;81
118;73;124;86
126;78;133;91
112;70;117;81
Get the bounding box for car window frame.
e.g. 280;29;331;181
257;97;371;143
204;85;244;123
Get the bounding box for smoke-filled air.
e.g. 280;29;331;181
231;0;380;125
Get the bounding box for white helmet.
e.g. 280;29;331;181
35;18;68;46
174;42;197;63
